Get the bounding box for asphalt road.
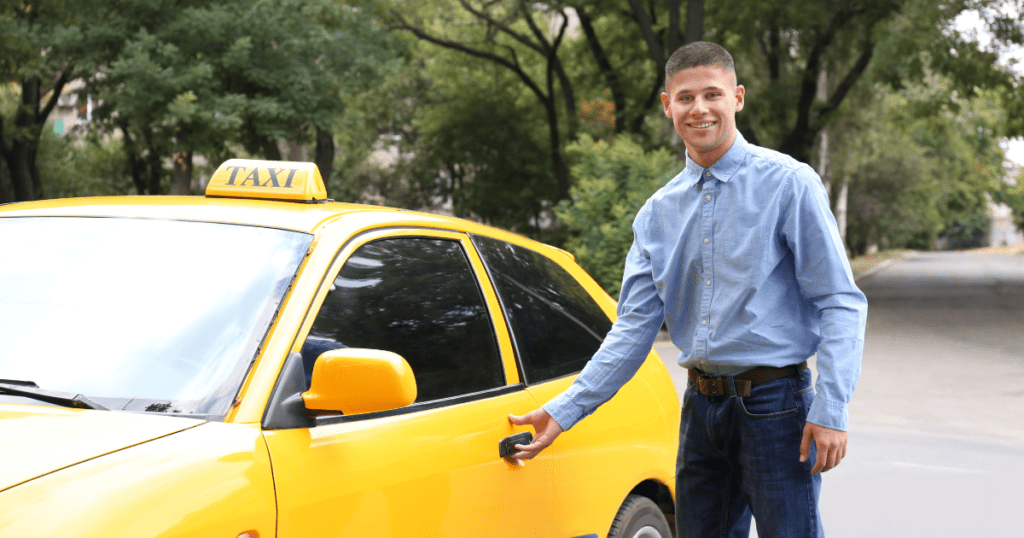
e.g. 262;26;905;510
652;250;1024;537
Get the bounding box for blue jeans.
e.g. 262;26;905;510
675;370;823;538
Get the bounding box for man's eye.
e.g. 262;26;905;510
707;92;720;98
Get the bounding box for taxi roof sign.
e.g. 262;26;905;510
206;159;328;203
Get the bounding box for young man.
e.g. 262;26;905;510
510;41;867;537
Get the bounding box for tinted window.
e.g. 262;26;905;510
305;237;503;402
472;235;612;383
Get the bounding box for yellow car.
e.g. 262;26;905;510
0;159;680;538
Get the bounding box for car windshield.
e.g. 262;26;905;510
0;216;312;418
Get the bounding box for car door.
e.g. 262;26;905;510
470;233;674;537
263;228;551;538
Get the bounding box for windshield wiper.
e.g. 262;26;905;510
0;380;108;411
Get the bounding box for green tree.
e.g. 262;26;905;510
0;0;88;201
834;73;1008;253
554;134;677;296
87;0;394;195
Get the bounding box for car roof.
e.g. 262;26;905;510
0;196;401;232
0;196;573;261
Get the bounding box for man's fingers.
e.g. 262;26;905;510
811;445;828;474
802;422;848;474
799;424;812;463
507;409;562;460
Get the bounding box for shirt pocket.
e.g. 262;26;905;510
720;225;766;276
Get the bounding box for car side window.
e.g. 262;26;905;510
304;237;504;403
471;235;612;384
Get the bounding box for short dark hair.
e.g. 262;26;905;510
665;41;736;84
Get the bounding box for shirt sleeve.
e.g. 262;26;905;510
543;213;667;431
781;167;868;431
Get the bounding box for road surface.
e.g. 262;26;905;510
653;250;1024;537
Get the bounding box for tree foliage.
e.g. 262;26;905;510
834;74;1008;253
1;0;395;200
554;134;677;296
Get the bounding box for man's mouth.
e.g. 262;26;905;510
689;121;715;129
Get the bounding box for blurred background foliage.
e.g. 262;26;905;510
3;0;1024;297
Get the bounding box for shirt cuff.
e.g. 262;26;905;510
806;395;848;431
542;392;587;432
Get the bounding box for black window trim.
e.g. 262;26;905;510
313;383;526;425
270;226;518;427
468;233;612;387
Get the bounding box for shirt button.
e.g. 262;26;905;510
706;279;711;286
704;238;709;244
705;170;711;177
705;194;712;201
701;319;708;326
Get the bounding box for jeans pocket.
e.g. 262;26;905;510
738;378;799;419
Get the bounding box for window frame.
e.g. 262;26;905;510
469;233;618;386
289;227;525;425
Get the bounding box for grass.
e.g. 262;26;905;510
849;249;910;276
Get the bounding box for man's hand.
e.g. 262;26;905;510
507;409;563;460
800;422;847;474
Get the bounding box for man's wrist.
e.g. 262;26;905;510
806;397;848;431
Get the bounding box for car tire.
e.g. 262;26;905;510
607;494;674;538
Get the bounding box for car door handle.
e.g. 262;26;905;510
498;432;533;459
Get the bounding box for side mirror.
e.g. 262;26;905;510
301;348;417;416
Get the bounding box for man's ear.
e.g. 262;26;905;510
661;92;672;117
735;85;745;112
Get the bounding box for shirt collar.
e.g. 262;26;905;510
681;131;749;186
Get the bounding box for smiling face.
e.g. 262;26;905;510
661;65;745;168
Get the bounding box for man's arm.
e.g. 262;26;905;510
783;167;868;472
507;224;666;459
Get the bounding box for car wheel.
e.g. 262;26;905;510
608;494;673;538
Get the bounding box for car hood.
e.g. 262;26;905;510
0;403;204;492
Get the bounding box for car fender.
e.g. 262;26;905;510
0;422;276;538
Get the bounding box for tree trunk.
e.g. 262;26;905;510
315;127;335;185
545;98;571;201
578;9;628;133
814;70;831;194
0;156;7;205
170;151;193;195
836;177;848;246
684;0;704;44
142;129;163;195
120;125;148;195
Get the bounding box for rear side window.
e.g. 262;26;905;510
472;235;612;384
305;237;503;402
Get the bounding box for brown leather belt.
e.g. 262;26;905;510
687;361;808;398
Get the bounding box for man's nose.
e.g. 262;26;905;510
690;97;708;115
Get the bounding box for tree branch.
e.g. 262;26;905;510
817;38;875;123
389;12;548;103
37;70;69;123
793;7;863;135
518;0;552;53
578;7;627;132
457;0;544;54
627;0;666;67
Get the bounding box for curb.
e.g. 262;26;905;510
854;252;908;284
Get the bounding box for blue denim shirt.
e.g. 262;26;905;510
544;133;867;432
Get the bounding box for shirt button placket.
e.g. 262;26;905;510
697;171;715;358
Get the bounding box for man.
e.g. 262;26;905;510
509;41;867;537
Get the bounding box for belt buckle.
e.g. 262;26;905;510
698;375;724;397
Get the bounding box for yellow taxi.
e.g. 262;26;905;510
0;159;680;538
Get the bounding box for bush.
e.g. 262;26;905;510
554;135;679;297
